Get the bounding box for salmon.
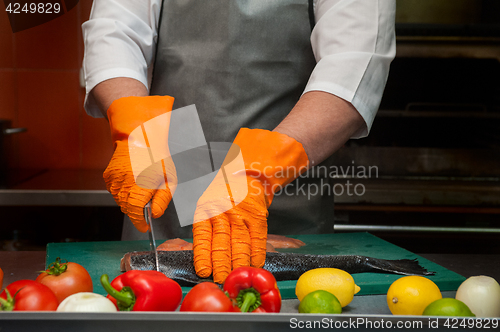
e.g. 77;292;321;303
157;238;193;251
157;234;301;252
121;250;434;286
266;242;277;253
266;234;305;249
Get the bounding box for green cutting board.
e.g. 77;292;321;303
46;232;465;299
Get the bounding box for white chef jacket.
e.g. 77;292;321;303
82;0;396;138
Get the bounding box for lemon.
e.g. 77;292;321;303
295;268;360;307
298;290;342;314
423;298;475;317
387;276;442;315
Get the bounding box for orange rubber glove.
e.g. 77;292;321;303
193;128;309;283
104;96;177;233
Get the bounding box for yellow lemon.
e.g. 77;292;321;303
387;276;442;315
295;268;361;307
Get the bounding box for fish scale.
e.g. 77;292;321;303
124;250;434;287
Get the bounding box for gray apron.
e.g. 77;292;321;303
122;0;335;240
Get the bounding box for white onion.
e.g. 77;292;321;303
455;276;500;317
57;292;117;312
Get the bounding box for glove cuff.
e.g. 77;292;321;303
233;128;309;205
107;95;175;144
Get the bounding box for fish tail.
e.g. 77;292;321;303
363;257;435;276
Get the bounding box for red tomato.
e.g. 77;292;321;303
36;258;93;303
0;280;58;311
0;267;3;290
180;282;235;312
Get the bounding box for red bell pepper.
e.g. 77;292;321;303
100;271;182;311
223;266;281;313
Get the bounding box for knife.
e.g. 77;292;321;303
144;201;159;272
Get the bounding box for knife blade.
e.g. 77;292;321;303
144;201;159;271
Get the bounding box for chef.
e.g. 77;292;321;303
82;0;396;282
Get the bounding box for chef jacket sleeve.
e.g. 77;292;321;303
305;0;396;138
82;0;162;117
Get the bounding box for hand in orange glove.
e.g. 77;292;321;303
104;96;177;232
193;128;309;283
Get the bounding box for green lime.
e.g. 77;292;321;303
298;290;342;314
423;298;475;317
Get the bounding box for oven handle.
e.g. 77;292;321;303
335;224;500;234
405;102;488;113
3;127;27;135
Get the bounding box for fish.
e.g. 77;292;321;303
266;242;278;252
121;250;435;287
158;238;277;253
157;238;193;251
156;236;303;252
266;234;305;249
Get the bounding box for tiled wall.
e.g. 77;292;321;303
0;1;113;170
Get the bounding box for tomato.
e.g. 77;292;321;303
0;280;58;311
180;282;235;312
36;258;93;303
0;266;3;290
